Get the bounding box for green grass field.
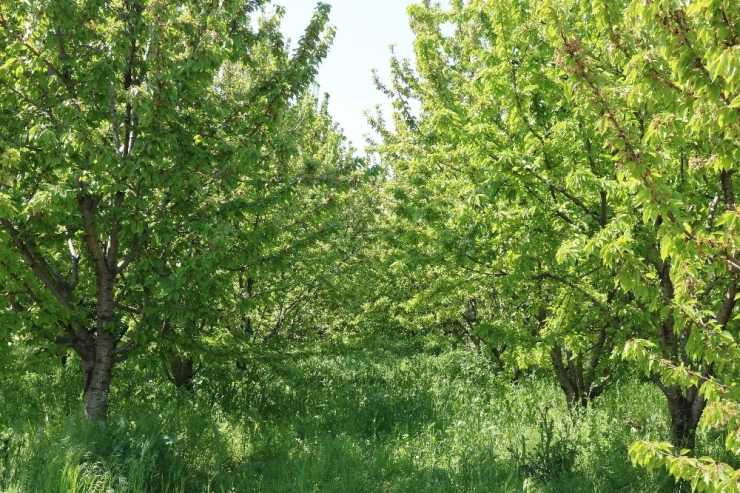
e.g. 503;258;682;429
0;332;727;492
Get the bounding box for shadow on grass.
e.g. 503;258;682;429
243;430;519;493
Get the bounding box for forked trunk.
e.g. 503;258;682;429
78;211;120;423
648;215;737;451
654;378;705;451
550;338;610;412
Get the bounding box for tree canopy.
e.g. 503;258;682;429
3;0;740;490
371;0;740;489
0;0;350;421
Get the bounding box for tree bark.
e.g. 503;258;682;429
82;272;117;421
83;334;115;421
649;253;737;448
550;340;609;411
653;376;705;450
551;344;579;408
78;193;122;422
165;356;196;391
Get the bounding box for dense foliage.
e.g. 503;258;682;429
0;0;369;421
373;0;740;490
3;0;740;491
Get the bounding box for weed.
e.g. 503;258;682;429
507;406;578;483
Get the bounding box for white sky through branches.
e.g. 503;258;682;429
275;1;418;153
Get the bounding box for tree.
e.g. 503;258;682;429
142;87;368;390
541;0;740;486
0;0;334;421
216;89;372;360
373;0;629;410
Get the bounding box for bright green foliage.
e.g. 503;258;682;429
0;0;344;419
374;0;633;409
3;0;740;487
376;0;740;488
234;93;369;340
538;0;740;488
145;87;369;382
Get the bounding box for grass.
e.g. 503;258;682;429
0;331;724;492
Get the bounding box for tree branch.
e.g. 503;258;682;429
106;191;125;271
1;219;73;310
116;230;146;274
110;82;122;156
78;194;109;273
67;237;80;290
0;78;62;133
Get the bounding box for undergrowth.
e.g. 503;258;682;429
0;332;721;492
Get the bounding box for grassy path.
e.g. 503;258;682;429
0;333;715;491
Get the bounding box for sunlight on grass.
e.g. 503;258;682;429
0;332;708;492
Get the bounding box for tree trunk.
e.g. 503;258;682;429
79;196;120;422
166;356;196;391
511;365;522;384
83;332;116;421
653;376;705;450
551;344;581;410
550;342;609;411
82;276;117;422
649;267;735;450
81;356;94;391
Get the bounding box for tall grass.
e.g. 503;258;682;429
0;332;723;492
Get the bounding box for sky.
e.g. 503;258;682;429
273;1;419;153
